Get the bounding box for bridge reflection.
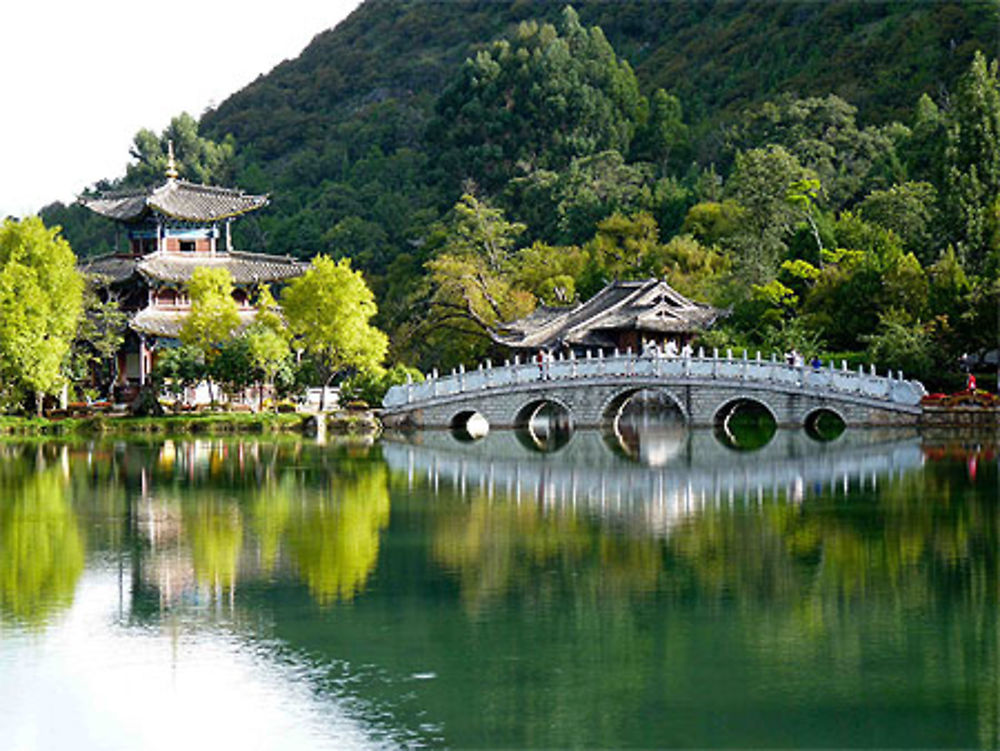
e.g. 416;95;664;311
383;428;923;533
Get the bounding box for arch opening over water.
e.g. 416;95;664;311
514;399;573;453
450;410;490;441
604;388;688;465
805;408;847;442
714;398;778;451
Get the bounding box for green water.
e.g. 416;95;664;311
0;430;998;749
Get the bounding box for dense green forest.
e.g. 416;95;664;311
40;0;1000;389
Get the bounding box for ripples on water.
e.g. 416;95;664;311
0;423;996;748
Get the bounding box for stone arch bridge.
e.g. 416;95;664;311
382;350;926;430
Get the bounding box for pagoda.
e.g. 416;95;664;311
80;145;307;398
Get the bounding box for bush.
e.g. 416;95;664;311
340;365;424;406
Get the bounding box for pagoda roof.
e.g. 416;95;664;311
81;179;268;223
131;307;257;339
499;279;723;350
80;250;308;286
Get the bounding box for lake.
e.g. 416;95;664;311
0;425;997;748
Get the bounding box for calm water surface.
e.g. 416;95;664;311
0;426;998;749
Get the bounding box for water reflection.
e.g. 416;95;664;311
0;446;84;628
1;433;999;748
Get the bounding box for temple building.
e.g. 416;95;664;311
498;278;724;356
80;148;307;398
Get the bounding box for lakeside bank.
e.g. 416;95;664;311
0;410;381;438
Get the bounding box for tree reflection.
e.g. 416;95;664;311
431;493;662;615
0;457;84;627
184;495;243;593
286;463;390;604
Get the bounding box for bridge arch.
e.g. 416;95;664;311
804;406;847;442
449;409;489;440
514;397;574;453
713;397;779;451
600;386;688;427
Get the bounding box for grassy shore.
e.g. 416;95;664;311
0;411;377;437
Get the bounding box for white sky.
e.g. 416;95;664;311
0;0;363;218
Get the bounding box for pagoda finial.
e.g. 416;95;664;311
165;140;179;180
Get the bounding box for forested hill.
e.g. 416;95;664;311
201;0;994;157
43;0;1000;386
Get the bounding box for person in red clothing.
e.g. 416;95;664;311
967;372;977;391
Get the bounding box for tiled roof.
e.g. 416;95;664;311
130;307;257;339
136;251;308;285
79;254;139;283
500;279;723;349
81;179;268;223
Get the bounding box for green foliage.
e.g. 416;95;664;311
340;364;425;406
179;267;241;358
31;2;1000;386
428;7;644;193
281;256;389;395
153;345;205;403
943;51;1000;273
724;145;817;283
862;309;938;381
0;218;84;412
857;182;938;263
124;112;236;187
69;274;127;399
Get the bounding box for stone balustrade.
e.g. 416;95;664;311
384;349;926;412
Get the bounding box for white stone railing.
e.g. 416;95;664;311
383;349;927;409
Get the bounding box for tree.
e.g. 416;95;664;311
725;93;905;207
724;146;817;284
125;112;236;187
857;182;938;263
69;275;127;400
428;6;644;193
421;195;535;367
179;268;241;355
179;267;241;406
244;286;292;411
943;51;1000;273
0;218;84;415
281;255;388;410
630;88;689;174
152;345;205;408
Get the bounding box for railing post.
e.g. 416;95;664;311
459;363;465;392
485;359;492;389
571;350;577;378
432;368;439;397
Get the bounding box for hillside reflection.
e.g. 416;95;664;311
1;432;999;747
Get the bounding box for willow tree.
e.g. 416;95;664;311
0;217;84;415
281;255;388;410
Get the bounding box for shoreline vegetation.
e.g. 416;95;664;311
0;410;382;437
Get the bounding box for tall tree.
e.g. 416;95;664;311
429;6;643;194
943;51;1000;273
724;145;817;284
281;255;388;410
124;112;236;187
0;218;84;415
180;267;241;404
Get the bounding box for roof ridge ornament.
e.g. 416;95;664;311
165;140;179;181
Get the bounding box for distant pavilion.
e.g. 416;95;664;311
80;146;307;397
498;278;723;356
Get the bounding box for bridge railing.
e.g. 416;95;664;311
383;349;926;409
